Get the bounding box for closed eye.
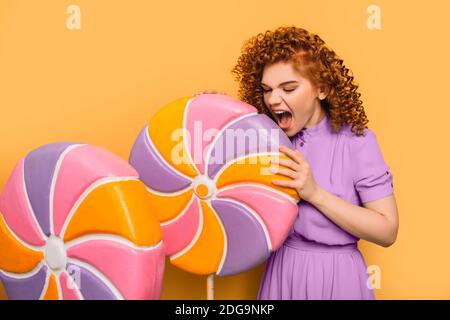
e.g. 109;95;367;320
262;88;296;93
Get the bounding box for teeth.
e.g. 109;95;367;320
275;111;285;114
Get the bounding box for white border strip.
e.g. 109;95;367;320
214;182;298;205
65;234;164;252
59;176;140;239
209;200;228;276
66;257;124;300
204;112;258;175
0;261;45;279
212;197;272;257
0;213;45;252
59;270;85;300
144;124;194;182
38;267;51;300
55;273;63;300
145;185;192;198
212;151;281;185
170;198;203;261
21;162;48;242
49;144;86;236
169;200;229;278
160;194;196;226
182;98;201;176
58;270;86;300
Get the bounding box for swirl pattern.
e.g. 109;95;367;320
0;143;164;300
130;94;300;276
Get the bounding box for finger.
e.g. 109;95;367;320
194;90;226;97
270;166;297;179
271;179;297;188
270;157;300;172
278;146;304;165
193;90;213;96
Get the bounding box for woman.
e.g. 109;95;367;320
199;26;399;299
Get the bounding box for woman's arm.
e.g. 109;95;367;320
309;188;399;247
271;146;399;247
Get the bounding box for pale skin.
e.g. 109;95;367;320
195;61;399;248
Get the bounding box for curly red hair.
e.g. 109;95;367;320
231;26;368;136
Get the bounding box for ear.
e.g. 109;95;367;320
318;87;329;100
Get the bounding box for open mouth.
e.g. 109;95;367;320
273;110;293;130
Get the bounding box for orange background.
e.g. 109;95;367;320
1;0;449;299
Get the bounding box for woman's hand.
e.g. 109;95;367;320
270;145;321;203
193;90;227;97
270;148;399;248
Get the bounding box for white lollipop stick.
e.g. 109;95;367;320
207;274;214;300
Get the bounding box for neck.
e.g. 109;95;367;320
305;104;326;129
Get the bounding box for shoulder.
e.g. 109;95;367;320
337;125;387;175
337;124;378;152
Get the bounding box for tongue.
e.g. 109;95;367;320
278;112;292;130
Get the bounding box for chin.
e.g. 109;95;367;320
283;128;295;138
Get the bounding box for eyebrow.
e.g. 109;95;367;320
260;81;299;88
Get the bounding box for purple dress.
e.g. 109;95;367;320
257;115;394;300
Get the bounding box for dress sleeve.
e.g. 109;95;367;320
352;129;394;203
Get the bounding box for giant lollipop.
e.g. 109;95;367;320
129;94;300;279
0;143;164;300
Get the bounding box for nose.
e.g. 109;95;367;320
267;90;282;107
